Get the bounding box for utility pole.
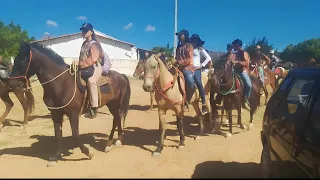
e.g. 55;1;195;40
173;0;178;60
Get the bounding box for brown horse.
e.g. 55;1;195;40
0;79;35;130
250;64;276;105
8;42;131;167
143;53;212;156
211;60;261;137
133;59;155;111
273;67;288;86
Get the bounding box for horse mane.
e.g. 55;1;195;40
30;43;66;65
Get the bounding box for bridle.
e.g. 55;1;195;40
8;50;33;89
144;56;183;105
214;61;236;95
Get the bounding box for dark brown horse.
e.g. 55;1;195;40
211;60;261;137
8;42;131;167
0;79;35;130
133;59;155;111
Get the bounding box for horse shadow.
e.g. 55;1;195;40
129;104;158;111
191;161;262;178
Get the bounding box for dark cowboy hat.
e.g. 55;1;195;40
175;29;189;38
190;34;205;45
80;22;94;34
227;44;233;49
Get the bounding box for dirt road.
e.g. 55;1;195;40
0;79;265;178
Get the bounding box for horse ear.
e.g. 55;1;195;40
19;42;31;53
156;52;162;57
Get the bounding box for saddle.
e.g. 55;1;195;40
78;70;113;108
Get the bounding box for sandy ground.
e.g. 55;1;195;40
0;78;267;178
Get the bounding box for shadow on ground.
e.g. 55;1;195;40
191;161;262;178
129;104;158;111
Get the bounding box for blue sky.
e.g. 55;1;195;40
1;0;319;51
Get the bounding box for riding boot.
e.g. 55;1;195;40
184;101;190;112
242;98;251;111
85;107;98;119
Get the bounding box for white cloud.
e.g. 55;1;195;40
44;32;50;35
76;16;88;21
145;24;156;32
46;20;58;27
124;22;133;30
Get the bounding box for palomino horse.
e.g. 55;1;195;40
250;64;276;105
142;53;212;156
8;42;131;167
274;67;288;86
211;60;261;137
0;79;35;130
133;59;155;111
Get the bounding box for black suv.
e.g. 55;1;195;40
261;67;320;178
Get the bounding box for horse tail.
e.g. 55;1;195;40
25;81;35;114
120;74;131;128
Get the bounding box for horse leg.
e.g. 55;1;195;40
0;94;14;131
47;110;64;167
226;109;233;138
105;103;121;152
193;102;204;141
263;86;268;106
69;111;93;159
176;113;185;149
14;90;29;129
149;92;154;111
249;109;254;130
153;109;167;157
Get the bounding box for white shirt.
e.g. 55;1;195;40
193;47;212;68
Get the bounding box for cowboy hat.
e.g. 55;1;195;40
190;34;205;45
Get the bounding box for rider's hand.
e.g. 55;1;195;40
231;59;237;64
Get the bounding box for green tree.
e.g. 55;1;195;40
0;21;35;61
151;42;174;57
245;36;275;56
280;38;320;63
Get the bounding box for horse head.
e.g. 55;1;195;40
212;59;233;89
8;42;38;90
133;60;145;78
142;52;163;92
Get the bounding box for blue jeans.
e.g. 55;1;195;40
257;66;264;86
239;72;252;100
194;69;206;105
182;69;194;102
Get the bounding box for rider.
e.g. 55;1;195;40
231;39;252;111
174;29;194;111
190;34;211;114
79;22;104;119
269;50;281;70
250;45;271;87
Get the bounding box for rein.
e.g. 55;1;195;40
10;49;79;110
144;57;183;105
216;63;236;96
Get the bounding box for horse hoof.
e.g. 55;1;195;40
47;161;57;167
225;133;232;138
105;146;112;153
195;136;202;141
152;152;161;157
177;145;185;150
87;151;94;160
115;140;122;147
249;123;254;130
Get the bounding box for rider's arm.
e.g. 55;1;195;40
79;43;101;68
238;51;250;68
262;54;271;65
200;48;212;67
177;43;193;67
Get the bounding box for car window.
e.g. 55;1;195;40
279;75;294;91
286;78;315;105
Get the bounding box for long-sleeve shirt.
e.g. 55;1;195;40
79;41;102;69
193;47;211;69
175;43;194;72
235;50;250;73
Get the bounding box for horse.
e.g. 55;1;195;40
133;59;155;111
142;53;212;157
273;67;288;86
211;59;261;137
250;64;276;105
8;42;131;167
0;79;35;130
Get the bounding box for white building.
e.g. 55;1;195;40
32;29;138;76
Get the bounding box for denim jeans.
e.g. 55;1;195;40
238;72;252;100
257;66;264;86
194;69;206;105
182;69;194;102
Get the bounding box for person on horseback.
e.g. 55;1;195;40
231;39;251;111
79;22;104;119
269;50;282;70
190;34;211;114
174;29;195;111
250;45;271;87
